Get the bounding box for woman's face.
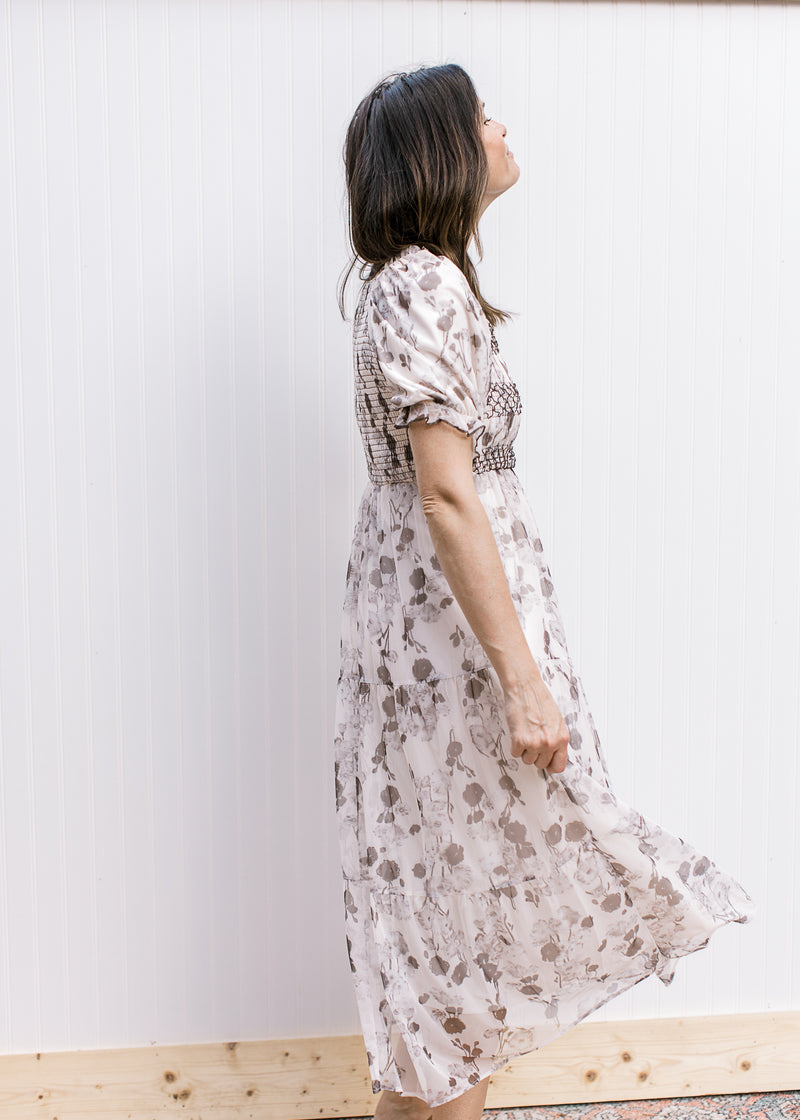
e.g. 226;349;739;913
480;103;520;212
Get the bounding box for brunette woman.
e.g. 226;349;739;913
333;63;754;1120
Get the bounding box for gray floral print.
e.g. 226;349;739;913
333;245;755;1107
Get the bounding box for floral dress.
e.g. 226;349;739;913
332;244;755;1108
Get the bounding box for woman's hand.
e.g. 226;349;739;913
503;677;570;773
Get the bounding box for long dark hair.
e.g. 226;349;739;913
338;63;509;327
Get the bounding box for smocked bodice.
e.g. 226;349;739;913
352;245;522;486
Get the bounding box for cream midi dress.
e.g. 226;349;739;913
332;244;756;1107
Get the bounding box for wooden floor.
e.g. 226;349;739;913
0;1011;796;1119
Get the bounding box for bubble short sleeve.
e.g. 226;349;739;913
366;248;490;440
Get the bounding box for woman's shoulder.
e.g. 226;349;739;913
368;245;477;313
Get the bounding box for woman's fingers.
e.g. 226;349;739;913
505;680;570;772
521;738;569;773
518;734;568;772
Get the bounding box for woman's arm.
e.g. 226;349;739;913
408;418;569;773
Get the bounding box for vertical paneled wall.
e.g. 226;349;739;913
0;0;797;1055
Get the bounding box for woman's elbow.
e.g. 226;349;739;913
420;490;450;520
419;482;478;522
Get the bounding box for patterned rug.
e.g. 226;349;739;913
347;1093;800;1119
483;1093;800;1119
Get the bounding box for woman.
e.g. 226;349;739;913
333;64;755;1120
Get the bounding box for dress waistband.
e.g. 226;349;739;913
367;444;516;486
473;445;516;476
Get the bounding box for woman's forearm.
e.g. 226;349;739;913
421;489;542;695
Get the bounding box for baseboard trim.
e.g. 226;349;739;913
0;1011;796;1119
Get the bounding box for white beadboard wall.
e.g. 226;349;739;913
0;0;797;1057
